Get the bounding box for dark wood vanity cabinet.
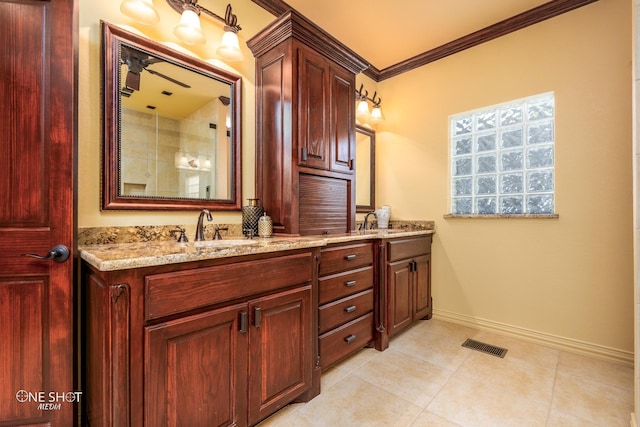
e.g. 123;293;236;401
378;235;433;349
318;242;375;369
248;10;368;235
83;250;320;427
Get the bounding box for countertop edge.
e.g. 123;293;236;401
79;230;435;272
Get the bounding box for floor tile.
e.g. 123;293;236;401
545;409;603;427
472;330;560;369
551;371;633;426
353;348;453;407
557;351;634;391
455;350;556;405
391;321;475;371
409;409;463;427
427;372;550;427
293;375;423;427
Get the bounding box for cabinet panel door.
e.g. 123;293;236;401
298;47;329;170
387;261;413;337
413;254;432;321
248;285;312;425
145;303;248;427
330;66;355;174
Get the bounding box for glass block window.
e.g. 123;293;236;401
450;93;555;215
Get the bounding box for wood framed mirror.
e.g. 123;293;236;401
101;21;242;210
355;125;376;213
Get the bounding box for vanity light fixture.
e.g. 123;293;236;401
119;0;244;61
167;1;243;60
355;83;384;124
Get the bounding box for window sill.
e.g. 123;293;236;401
443;214;559;219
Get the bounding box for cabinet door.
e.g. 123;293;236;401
298;47;330;170
248;285;313;425
330;65;355;174
413;254;432;321
387;260;413;337
145;303;248;427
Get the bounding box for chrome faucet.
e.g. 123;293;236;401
195;209;213;241
363;211;377;230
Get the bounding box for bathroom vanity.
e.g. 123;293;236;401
80;230;432;427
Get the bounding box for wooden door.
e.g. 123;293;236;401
298;47;330;170
413;254;432;321
145;304;248;427
387;261;413;337
329;65;355;174
248;285;312;425
0;0;76;425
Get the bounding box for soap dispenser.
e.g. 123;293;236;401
258;212;273;238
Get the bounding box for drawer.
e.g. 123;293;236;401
319;313;373;369
320;243;373;276
387;235;432;262
145;252;313;321
319;289;373;334
319;266;373;305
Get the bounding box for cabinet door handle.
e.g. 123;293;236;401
344;334;356;344
344;254;357;261
254;307;261;328
344;305;356;314
301;146;308;161
345;280;356;287
239;311;248;333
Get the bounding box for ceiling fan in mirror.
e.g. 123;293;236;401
120;45;191;95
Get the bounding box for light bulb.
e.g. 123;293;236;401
174;8;206;45
120;0;159;25
370;105;384;124
216;30;244;62
356;99;370;121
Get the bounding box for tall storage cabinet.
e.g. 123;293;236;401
248;10;368;235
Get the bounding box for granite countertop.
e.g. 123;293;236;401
79;229;435;272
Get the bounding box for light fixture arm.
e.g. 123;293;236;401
165;1;241;33
355;83;381;107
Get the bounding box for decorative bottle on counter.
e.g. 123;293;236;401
258;212;273;238
242;198;263;236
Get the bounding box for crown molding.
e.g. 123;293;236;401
251;0;599;81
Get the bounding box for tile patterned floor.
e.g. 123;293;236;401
258;319;634;427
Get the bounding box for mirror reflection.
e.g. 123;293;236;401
355;125;376;213
102;21;242;210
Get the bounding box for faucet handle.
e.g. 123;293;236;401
213;226;228;240
170;228;188;242
243;228;255;240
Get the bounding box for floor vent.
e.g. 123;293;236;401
461;338;508;358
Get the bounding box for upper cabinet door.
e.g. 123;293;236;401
298;47;330;170
330;66;356;174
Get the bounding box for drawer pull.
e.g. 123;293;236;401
239;311;248;333
344;334;356;344
344;305;356;314
344;254;357;261
254;307;261;328
344;280;356;287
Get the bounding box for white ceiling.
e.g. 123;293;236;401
283;0;551;70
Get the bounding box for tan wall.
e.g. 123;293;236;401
376;0;633;353
78;0;633;353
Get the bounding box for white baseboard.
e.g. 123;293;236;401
432;309;634;366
